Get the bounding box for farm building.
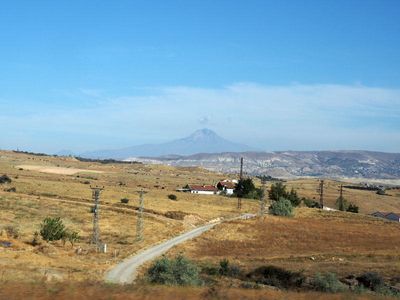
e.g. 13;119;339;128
217;180;236;195
188;185;219;195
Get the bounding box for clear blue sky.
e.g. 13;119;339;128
1;0;399;153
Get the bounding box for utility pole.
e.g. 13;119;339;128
136;190;146;242
237;157;244;209
318;180;324;208
91;186;103;249
339;184;343;199
260;177;267;216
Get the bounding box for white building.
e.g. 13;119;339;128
189;185;218;195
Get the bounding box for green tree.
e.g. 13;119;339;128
40;217;66;242
269;198;293;217
287;188;301;207
336;196;348;211
268;182;287;201
234;178;263;199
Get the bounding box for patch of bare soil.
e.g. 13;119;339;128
16;165;104;175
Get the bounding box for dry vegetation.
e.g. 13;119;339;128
167;208;400;280
1;150;400;298
0;150;257;283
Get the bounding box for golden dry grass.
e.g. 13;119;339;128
0;150;258;282
0;282;386;300
168;208;400;279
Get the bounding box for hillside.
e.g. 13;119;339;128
135;150;400;179
1;150;400;298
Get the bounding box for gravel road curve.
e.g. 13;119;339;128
105;213;255;284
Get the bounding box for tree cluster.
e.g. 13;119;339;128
234;178;263;199
268;182;301;207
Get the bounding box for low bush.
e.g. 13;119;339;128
0;175;12;184
357;272;384;291
147;254;201;286
347;203;359;213
120;198;129;204
312;272;346;293
40;217;66;242
303;198;321;208
5;187;16;192
218;259;242;277
167;194;177;201
4;225;19;239
246;265;305;289
269;198;293;217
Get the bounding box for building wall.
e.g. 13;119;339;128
191;190;216;195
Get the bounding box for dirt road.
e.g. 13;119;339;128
105;213;255;284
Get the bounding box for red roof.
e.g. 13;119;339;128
218;181;236;189
189;185;218;192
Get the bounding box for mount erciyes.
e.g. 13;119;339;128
81;129;253;159
78;129;400;179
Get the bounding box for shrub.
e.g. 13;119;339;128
120;198;129;204
0;175;12;184
147;254;200;286
347;203;359;213
218;259;242;277
168;194;177;201
268;182;287;201
247;265;305;289
40;217;66;242
64;230;80;247
234;178;263;199
336;196;348;211
303;198;321;208
287;188;301;207
357;272;384;291
269;198;293;217
5;187;16;192
312;272;346;293
4;225;19;239
31;231;41;246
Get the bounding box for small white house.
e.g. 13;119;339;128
189;185;218;195
217;180;236;195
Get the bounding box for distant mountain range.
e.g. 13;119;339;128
60;129;400;179
132;150;400;179
80;129;253;159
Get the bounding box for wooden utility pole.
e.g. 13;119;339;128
136;190;146;242
318;180;324;208
260;177;266;216
237;157;244;209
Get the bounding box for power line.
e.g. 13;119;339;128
318;180;324;208
90;186;103;249
260;177;266;216
136;190;146;242
237;157;244;209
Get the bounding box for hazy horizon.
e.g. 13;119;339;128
1;1;399;153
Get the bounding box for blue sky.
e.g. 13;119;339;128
0;0;399;153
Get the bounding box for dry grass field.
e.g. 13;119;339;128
167;208;400;280
0;282;386;300
0;150;258;282
1;150;400;298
